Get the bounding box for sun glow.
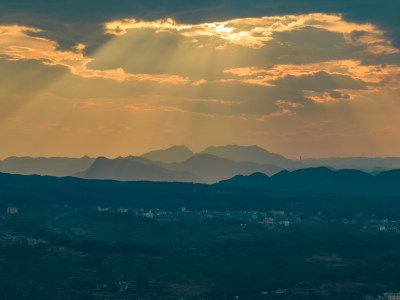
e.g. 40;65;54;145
1;12;400;157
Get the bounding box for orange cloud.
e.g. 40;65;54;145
105;13;394;51
303;90;355;103
224;60;400;90
105;18;192;35
0;25;191;84
192;79;208;86
256;100;301;121
366;44;400;55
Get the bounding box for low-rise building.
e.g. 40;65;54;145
264;217;274;225
141;212;154;219
6;207;18;214
281;221;290;227
389;292;400;300
269;210;284;216
97;207;109;212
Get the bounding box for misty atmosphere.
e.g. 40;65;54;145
1;1;400;299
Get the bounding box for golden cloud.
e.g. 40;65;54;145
303;90;353;103
105;13;394;52
255;100;301;121
0;25;191;84
224;60;400;90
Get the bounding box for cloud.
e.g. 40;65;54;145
224;60;400;91
1;13;400;119
303;90;353;103
1;0;400;50
2;1;400;158
104;13;393;52
97;14;400;99
0;25;191;84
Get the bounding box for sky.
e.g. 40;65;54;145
1;0;400;159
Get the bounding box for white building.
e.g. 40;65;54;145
6;207;18;214
97;207;109;212
269;210;284;216
389;292;400;300
264;217;274;225
281;221;290;227
141;212;154;219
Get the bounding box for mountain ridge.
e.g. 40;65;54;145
0;156;95;177
4;145;400;181
76;154;283;184
218;167;400;196
77;156;199;182
200;144;302;169
141;145;193;163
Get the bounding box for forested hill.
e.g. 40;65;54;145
1;169;400;215
218;167;400;197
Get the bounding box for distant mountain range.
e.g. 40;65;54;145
200;145;302;169
301;157;400;172
0;156;94;177
76;156;198;182
141;145;193;163
218;167;400;197
2;167;400;211
76;154;283;184
140;144;301;169
2;145;400;183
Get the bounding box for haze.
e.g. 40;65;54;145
1;1;400;159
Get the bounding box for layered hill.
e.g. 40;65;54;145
302;157;400;172
0;156;94;177
218;167;400;197
141;145;193;163
76;154;283;184
200;145;302;169
76;156;198;182
4;145;400;183
168;154;282;183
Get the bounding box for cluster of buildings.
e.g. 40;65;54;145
5;206;18;214
365;292;400;300
0;233;48;248
93;206;400;234
94;206;297;228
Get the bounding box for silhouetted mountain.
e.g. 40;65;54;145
2;169;400;213
216;172;270;189
141;145;193;163
168;154;282;184
0;156;94;177
77;156;198;182
201;145;302;169
76;154;282;184
6;146;400;184
302;157;400;171
218;167;400;197
0;172;323;212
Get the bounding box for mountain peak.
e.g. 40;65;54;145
203;144;267;152
183;153;233;164
218;172;270;189
200;145;301;169
141;145;193;163
217;167;387;196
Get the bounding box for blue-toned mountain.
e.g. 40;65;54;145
218;167;400;197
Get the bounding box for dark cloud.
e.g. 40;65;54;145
0;1;398;119
0;0;399;51
329;90;350;99
273;71;368;92
87;27;365;80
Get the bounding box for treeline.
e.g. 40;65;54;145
46;235;169;255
